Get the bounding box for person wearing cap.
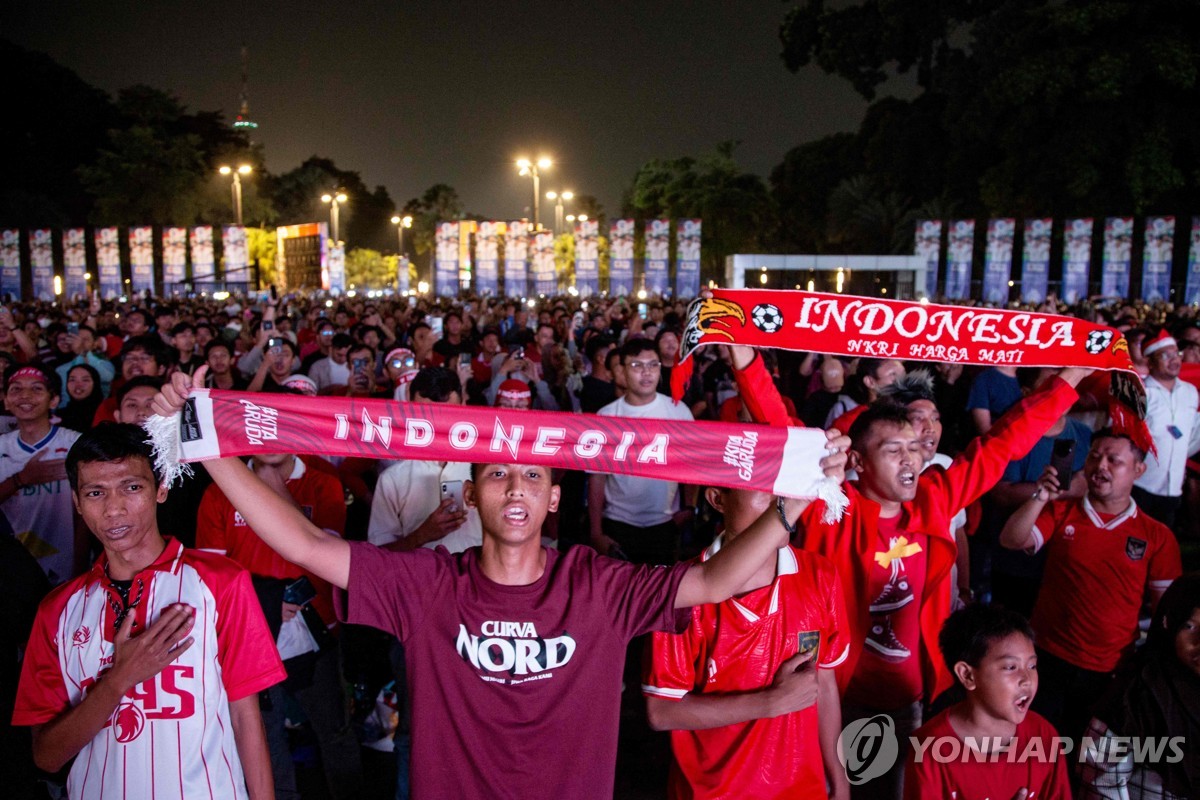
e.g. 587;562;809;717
309;333;354;392
384;347;420;401
1132;327;1200;526
495;378;533;410
0;363;83;585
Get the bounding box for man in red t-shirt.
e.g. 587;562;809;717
1000;430;1182;739
795;368;1086;800
151;366;850;800
643;483;851;800
197;451;362;800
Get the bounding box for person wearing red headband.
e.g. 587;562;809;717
495;378;533;410
0;364;83;585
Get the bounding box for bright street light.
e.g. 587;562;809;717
321;192;348;244
516;156;552;230
390;214;413;257
218;164;253;225
546;190;574;235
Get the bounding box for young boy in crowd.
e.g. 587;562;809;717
904;604;1070;800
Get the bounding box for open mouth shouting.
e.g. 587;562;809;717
501;505;530;526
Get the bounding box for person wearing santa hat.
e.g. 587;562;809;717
495;378;533;410
1132;327;1200;526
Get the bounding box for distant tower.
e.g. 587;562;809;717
233;44;258;136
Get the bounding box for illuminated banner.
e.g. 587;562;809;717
1186;218;1200;306
1141;216;1175;302
129;226;155;295
95;226;122;298
645;218;670;294
675;219;701;298
327;244;345;294
397;256;410;294
64;228;87;299
0;230;20;300
435;222;459;297
475;221;501;295
610;219;635;296
576;219;599;296
1061;218;1094;304
982;218;1015;304
1021;218;1052;303
458;220;475;290
1101;217;1133;299
222;225;249;283
504;220;528;298
914;220;942;298
945;219;974;299
190;226;215;283
30;229;54;301
163;227;187;291
532;230;556;296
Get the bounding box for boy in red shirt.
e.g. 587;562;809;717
904;604;1071;800
643;483;851;800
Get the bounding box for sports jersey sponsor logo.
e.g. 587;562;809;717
112;702;146;743
1064;524;1076;540
72;625;92;648
722;430;759;481
455;620;576;684
240;399;279;446
1126;537;1147;561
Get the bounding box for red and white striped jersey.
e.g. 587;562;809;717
13;537;285;799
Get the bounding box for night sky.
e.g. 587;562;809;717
2;1;912;219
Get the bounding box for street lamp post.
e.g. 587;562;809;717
390;214;413;255
516;156;552;230
321;191;348;244
218;164;253;225
545;190;574;235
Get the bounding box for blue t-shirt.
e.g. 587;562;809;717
967;368;1023;417
1002;420;1092;484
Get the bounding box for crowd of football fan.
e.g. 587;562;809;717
4;289;1198;800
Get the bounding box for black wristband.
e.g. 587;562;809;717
775;496;797;536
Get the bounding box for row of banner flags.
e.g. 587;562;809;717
915;216;1200;304
0;226;251;300
431;218;702;298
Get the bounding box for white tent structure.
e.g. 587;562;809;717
725;254;930;299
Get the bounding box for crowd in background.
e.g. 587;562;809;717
4;286;1199;800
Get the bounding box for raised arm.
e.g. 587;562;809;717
675;429;849;608
152;367;351;589
999;465;1063;553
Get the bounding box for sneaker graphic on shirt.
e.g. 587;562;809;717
869;576;914;613
865;617;911;661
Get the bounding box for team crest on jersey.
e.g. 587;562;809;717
112;702;146;743
72;625;92;647
797;630;821;662
1125;537;1147;561
1064;525;1076;540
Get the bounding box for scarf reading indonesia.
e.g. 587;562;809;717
147;389;847;519
672;288;1151;452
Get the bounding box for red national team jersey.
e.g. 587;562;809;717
904;709;1071;800
1031;496;1182;672
196;458;346;626
643;541;849;800
13;538;285;800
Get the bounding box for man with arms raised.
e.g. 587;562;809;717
152;367;848;800
12;423;283;799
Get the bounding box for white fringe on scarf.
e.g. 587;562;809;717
142;412;192;489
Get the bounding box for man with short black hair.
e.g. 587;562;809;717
13;423;283;799
1000;430;1182;738
151;367;848;800
578;335;617;414
92;335;170;425
171;322;204;376
248;337;299;393
205;339;248;390
309;333;354;392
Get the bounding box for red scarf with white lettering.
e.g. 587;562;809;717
672;288;1152;453
145;389;848;519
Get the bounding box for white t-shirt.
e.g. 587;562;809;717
595;394;694;527
1135;375;1200;497
0;425;81;585
368;460;482;554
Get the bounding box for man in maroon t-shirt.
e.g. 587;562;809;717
152;367;849;800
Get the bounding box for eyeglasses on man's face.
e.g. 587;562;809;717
626;359;661;372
